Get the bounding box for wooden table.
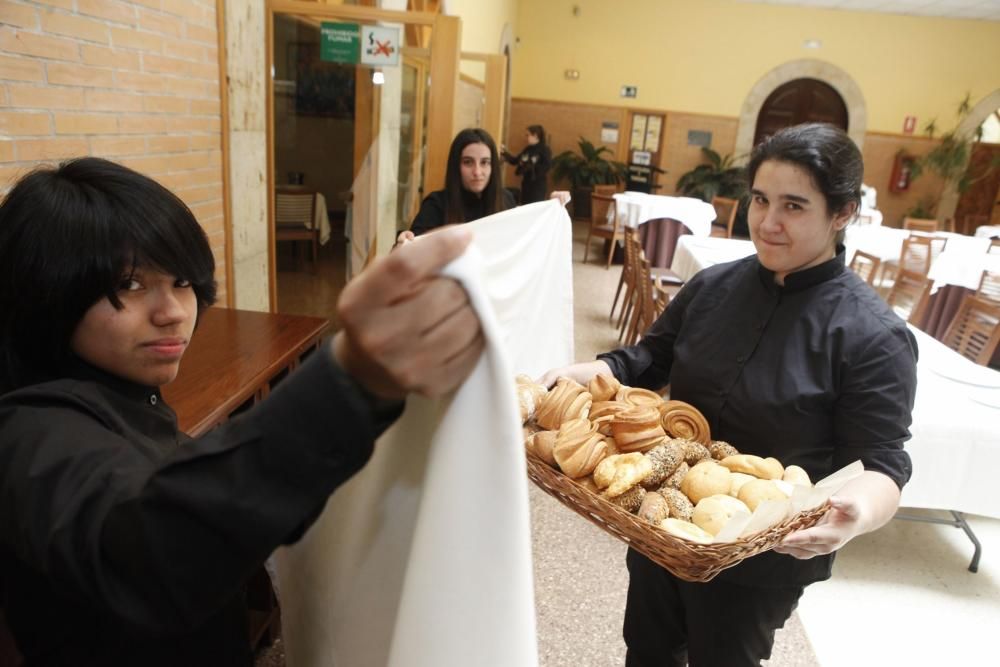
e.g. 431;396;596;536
164;307;330;436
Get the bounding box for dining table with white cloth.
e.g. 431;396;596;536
611;192;717;236
670;234;757;282
975;224;1000;239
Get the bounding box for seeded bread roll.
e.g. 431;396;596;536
660;518;713;545
680;439;712;466
637;491;670;524
709;440;739;460
680;459;732;504
641;440;686;488
607;484;646;513
535;378;593;430
588;373;621;402
660;486;694;522
720;454;784;480
660;461;689;490
738;478;789;511
692;494;751;536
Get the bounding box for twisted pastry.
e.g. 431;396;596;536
588;373;621;402
552;418;610;478
535;378;593;430
610;405;666;454
615;386;665;409
590;400;629;435
659;400;711;445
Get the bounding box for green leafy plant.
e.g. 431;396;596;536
911;94;1000;196
675;147;747;202
905;198;937;220
551;137;628;189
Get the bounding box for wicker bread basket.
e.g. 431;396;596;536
526;453;830;583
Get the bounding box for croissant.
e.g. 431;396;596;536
659;400;711;445
610;405;666;454
593;452;653;498
588;373;621;402
535;378;593;430
616;386;665;409
515;376;548;425
552;418;610;478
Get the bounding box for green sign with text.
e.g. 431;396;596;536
320;22;360;64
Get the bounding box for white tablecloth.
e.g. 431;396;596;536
612;192;716;237
975;225;1000;239
670;235;757;282
275;200;574;667
315;192;331;245
900;326;1000;518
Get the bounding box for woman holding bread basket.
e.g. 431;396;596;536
541;123;916;666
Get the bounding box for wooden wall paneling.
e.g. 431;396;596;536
661;112;738;195
424;14;461;192
862;133;945;228
482;54;507;149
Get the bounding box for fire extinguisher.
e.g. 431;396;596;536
889;153;915;193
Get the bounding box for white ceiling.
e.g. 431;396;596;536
736;0;1000;21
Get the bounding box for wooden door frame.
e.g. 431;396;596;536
264;0;454;311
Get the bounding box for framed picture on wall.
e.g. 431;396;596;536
289;41;356;117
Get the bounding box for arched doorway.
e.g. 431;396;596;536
753;78;848;145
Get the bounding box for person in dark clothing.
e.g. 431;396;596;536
502;124;552;204
540;123;916;666
397;128;514;245
0;157;484;666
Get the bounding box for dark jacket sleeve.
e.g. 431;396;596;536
409;190;448;237
0;349;402;633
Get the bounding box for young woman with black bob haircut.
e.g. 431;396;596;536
540;123;917;666
501;124;552;204
0;157;483;665
396;127;515;244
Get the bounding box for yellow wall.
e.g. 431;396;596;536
512;0;1000;134
446;0;517;55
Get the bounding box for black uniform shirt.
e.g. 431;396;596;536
409;188;516;237
599;249;916;586
0;349;401;665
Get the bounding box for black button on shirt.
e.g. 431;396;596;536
600;249;916;586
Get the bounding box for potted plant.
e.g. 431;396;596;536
674;147;747;202
551;137;628;219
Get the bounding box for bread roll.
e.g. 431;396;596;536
782;465;812;486
637;491;670;524
535;378;593;430
709;440;739;460
719;454;784;480
660;486;694;522
527;430;558;467
680;439;712;466
593;452;653;498
738;478;789;511
641;440;686;488
610;405;666;454
680;459;732;504
607;484;646;513
552;418;610;478
588;373;621;402
660;518;713;545
659;400;711;445
727;472;756;498
515;376;548;424
692;494;751;536
660;461;688;490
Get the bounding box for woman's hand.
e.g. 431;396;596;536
333;226;483;400
537;360;613;389
394;230;415;248
549;191;571;206
774;471;901;560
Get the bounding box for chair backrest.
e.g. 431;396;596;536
591;192;616;228
622;226;638;288
885;268;931;323
902;217;939;233
849;250;882;286
899;233;946;274
710;196;739;238
275;189;316;227
941;294;1000;365
593;183;619;196
977;269;1000;305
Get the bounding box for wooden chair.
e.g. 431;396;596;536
884;268;932;324
625;253;674;345
584;192;622;268
709;196;738;238
940;294;1000;366
976;269;1000;306
849;250;882;286
899;233;947;274
275;188;320;271
903;217;939;233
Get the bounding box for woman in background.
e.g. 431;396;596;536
502;124;552;204
397;128;515;244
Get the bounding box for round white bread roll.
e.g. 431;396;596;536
692;494;752;536
737;478;789;511
719;453;784;480
680;459;732;504
782;465;812;486
659;518;714;545
727;472;756;498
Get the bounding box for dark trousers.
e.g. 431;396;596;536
623;549;804;667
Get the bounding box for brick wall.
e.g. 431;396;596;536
0;0;228;299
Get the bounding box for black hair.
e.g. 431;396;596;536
747;122;862;223
527;125;546;147
444;128;506;223
0;157;217;393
